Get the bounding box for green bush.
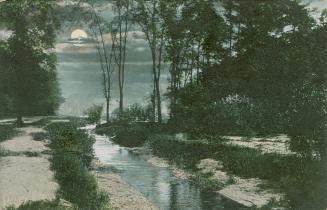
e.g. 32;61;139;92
46;122;95;168
51;153;109;210
170;90;289;137
32;132;49;141
0;124;18;142
5;201;73;210
112;103;149;123
84;104;103;125
68;117;88;127
96;123;150;147
287;84;327;159
47;122;110;210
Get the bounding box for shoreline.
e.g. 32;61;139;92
125;146;285;209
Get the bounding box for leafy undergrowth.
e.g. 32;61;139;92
46;122;111;210
32;132;49;141
6;201;73;210
0;124;19;142
96;122;151;147
94;121;327;209
148;134;327;210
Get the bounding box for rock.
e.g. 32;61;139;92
196;158;224;174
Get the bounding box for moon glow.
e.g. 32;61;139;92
71;29;88;39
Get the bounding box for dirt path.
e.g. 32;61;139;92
0;126;58;210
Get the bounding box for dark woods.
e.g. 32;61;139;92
160;0;327;160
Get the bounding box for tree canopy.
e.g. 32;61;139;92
0;0;60;123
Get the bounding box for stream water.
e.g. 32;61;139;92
86;126;247;210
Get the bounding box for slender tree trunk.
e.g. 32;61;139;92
228;3;233;57
151;48;157;122
156;33;164;123
156;78;162;123
92;4;115;124
120;0;130;113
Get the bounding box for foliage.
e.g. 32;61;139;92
46;122;95;168
0;125;19;142
112;103;149;123
190;173;224;190
0;41;14;118
32;132;49;141
68;117;88;128
160;0;327;160
96;122;150;147
84;104;103;125
51;153;110;210
5;201;73;210
0;0;61;122
46;122;111;210
287;81;327;159
147;133;326;209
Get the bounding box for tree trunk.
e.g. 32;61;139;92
156;79;162;123
106;98;110;124
151;46;157;122
119;87;123;113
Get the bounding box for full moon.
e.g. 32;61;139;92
71;29;88;39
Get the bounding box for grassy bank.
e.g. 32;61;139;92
45;122;111;210
96;123;327;210
0;124;19;142
96;122;153;147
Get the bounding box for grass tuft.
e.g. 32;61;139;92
0;125;19;142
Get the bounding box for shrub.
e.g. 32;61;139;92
170;90;289;136
51;153;109;210
46;122;95;168
47;122;110;210
0;124;18;142
69;117;88;127
112;103;149;123
32;132;49;141
84;104;103;125
23;151;40;157
96;123;150;147
287;84;327;159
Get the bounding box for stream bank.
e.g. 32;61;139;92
90;126;247;210
95;123;303;209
